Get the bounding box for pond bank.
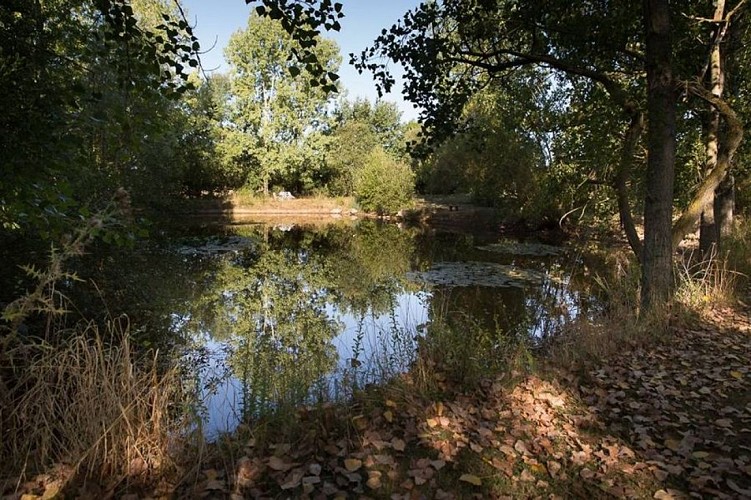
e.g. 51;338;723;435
9;302;749;499
167;303;748;499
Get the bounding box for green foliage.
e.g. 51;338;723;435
354;147;415;214
222;12;341;195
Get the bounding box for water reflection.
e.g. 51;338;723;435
142;220;593;437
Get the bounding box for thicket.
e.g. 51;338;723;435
354;147;415;214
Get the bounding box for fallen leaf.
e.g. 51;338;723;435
344;458;362;472
547;461;562;477
730;371;743;379
41;481;62;500
514;440;529;455
392;438;406;451
520;469;535;482
430;460;446;470
459;474;482;486
205;479;226;491
664;439;681;452
280;469;304;490
384;410;394;423
366;476;382;489
579;468;595;480
727;479;751;496
366;471;382;489
268;456;292;472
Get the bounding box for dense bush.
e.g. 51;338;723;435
354;147;415;214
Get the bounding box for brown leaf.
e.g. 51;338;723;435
727;479;751;496
344;458;362;472
430;460;446;470
366;476;382;490
520;469;535;482
392;438;406;451
280;468;304;490
268;456;292;472
374;454;395;466
205;479;226;491
236;457;260;487
384;410;394;423
308;463;322;476
499;444;516;457
366;471;382;490
435;401;444;416
514;440;529;455
547;460;562;478
664;439;681;452
579;468;595;480
41;481;62;500
715;418;732;428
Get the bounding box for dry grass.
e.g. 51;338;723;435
0;316;188;492
229;190;355;212
675;249;741;311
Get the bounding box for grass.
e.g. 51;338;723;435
229;188;356;212
0;317;189;494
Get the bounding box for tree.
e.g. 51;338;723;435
336;98;406;157
223;12;341;195
323;98;406;195
353;146;415;214
353;0;748;309
641;0;676;308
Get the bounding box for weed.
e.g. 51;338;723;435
675;249;740;311
0;318;189;490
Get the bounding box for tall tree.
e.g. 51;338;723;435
641;0;676;308
223;12;341;195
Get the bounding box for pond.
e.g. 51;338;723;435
90;218;598;438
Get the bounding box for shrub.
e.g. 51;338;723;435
353;147;414;214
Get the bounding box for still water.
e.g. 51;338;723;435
104;218;595;437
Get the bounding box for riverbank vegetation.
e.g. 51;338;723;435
2;0;751;498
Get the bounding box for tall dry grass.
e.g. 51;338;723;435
0;317;187;490
0;190;192;492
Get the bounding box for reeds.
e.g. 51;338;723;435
0;317;186;490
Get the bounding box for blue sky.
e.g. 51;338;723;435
181;0;422;122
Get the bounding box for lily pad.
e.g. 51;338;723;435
477;241;564;257
407;261;545;288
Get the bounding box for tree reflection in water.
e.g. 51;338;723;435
158;220;594;436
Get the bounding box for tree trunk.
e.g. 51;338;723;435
699;0;725;257
670;85;743;249
715;172;734;248
615;109;645;260
641;0;676;310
